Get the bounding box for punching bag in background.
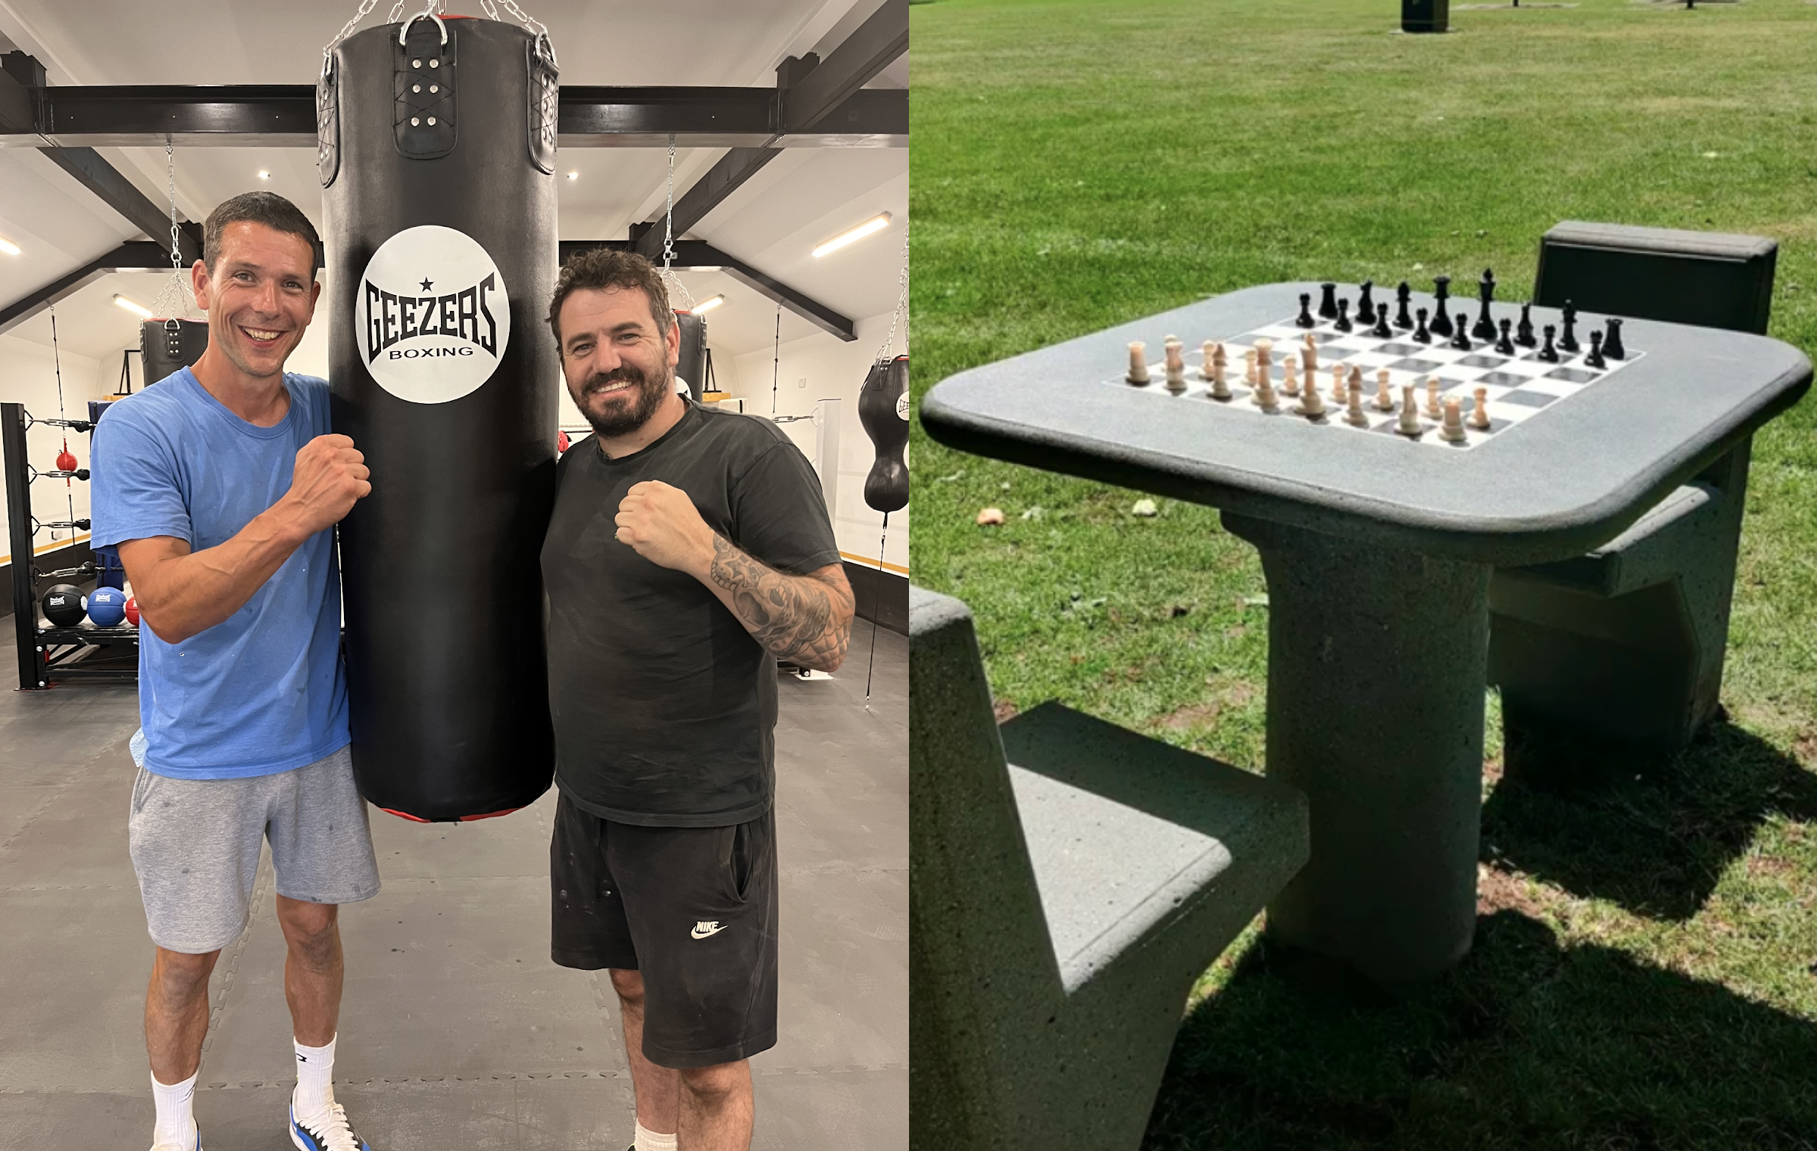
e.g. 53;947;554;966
859;355;909;513
319;14;559;821
674;311;707;401
140;319;208;387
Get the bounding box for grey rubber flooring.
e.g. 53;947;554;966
0;623;907;1149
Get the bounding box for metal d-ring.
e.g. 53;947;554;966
532;31;557;68
398;9;448;48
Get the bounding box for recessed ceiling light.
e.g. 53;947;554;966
113;294;152;318
257;170;271;180
812;212;891;258
0;236;19;256
690;295;725;314
567;171;579;180
691;265;722;273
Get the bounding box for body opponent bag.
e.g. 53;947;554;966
319;15;559;820
140;318;208;387
858;355;909;513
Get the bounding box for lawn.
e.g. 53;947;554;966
909;0;1817;1146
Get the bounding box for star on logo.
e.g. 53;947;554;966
420;277;434;291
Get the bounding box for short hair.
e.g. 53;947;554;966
203;192;321;275
548;247;672;345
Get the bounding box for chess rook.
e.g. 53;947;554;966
1127;341;1150;384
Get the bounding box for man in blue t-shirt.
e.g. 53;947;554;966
91;192;379;1151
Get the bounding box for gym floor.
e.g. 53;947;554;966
0;623;907;1150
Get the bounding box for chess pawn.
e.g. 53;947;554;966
1374;368;1393;411
1348;365;1364;404
1414;307;1431;344
1127;341;1150;385
1397;383;1423;437
1163;338;1187;393
1345;377;1369;427
1424;377;1442;419
1470;386;1491;430
1439;396;1468;443
1301;333;1319;377
1584;331;1607;370
1330;362;1346;402
1208;343;1232;399
1200;340;1217;379
1282;354;1300;397
1244;348;1258;385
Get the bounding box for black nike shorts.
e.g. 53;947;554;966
549;792;779;1068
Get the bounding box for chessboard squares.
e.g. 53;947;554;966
1455;354;1509;370
1386;356;1448;374
1543;366;1601;385
1494;388;1560;409
1516;376;1589;399
1374;341;1427;356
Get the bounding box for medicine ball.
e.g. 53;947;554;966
87;586;127;627
41;584;86;627
125;596;140;626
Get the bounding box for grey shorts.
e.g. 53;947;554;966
127;744;381;954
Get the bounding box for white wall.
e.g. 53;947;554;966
0;332;109;567
728;311;908;575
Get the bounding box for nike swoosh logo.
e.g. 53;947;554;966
691;923;727;939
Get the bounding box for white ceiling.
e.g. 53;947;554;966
0;0;906;360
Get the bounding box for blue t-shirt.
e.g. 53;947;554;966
91;369;350;780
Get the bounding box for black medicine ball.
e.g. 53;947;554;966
41;583;86;627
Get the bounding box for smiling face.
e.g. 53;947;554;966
191;220;320;382
558;285;681;438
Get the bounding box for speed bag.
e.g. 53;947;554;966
319;15;560;821
859;354;909;513
140;319;208;387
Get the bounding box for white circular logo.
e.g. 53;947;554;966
355;225;511;404
895;392;909;421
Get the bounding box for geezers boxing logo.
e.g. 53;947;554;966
355;224;512;404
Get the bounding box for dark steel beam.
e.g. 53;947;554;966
0;83;905;148
35;147;200;263
635;0;907;261
560;238;855;342
0;241;181;336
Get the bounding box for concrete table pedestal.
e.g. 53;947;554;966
1225;513;1488;983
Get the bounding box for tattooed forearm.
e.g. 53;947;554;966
707;536;854;671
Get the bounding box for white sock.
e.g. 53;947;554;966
150;1070;198;1150
634;1118;678;1151
294;1035;337;1119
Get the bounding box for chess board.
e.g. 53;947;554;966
1107;313;1643;450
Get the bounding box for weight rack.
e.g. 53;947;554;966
3;401;139;689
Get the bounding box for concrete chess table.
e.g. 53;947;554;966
921;281;1812;983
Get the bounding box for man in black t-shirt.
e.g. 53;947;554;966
540;249;853;1151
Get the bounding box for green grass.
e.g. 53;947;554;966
909;0;1817;1146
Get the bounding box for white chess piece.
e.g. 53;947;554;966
1128;341;1150;385
1199;340;1217;380
1298;372;1326;417
1346;378;1369;427
1282;353;1300;397
1301;334;1319;377
1440;396;1468;443
1374;368;1393;412
1209;343;1231;399
1244;348;1258;386
1330;362;1346;402
1164;338;1186;394
1397;383;1422;437
1424;377;1442;419
1252;365;1280;413
1470;386;1491;430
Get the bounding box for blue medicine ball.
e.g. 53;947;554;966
87;586;127;627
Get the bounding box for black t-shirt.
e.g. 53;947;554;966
541;403;842;827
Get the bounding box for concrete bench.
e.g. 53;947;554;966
1489;221;1777;778
911;586;1309;1150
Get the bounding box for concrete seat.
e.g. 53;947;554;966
1490;221;1777;776
911;586;1308;1150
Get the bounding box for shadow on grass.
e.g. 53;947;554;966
1144;911;1817;1151
1482;720;1817;921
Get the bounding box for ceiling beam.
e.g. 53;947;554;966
0;240;178;336
634;0;907;262
562;237;856;342
0;83;905;149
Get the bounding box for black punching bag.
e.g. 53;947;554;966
140;318;208;386
319;14;559;821
858;354;909;513
674;311;707;401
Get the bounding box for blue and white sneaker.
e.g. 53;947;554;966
289;1095;372;1151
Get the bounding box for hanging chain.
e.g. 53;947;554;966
477;0;549;39
152;139;195;320
771;300;782;415
877;226;909;362
165;140;181;271
658;135;694;310
324;0;383;56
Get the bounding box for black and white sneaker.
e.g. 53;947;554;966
289;1094;372;1151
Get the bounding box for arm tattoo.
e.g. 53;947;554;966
707;535;854;671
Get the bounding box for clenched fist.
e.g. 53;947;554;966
614;480;715;575
282;433;371;537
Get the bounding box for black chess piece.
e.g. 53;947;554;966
1319;283;1339;320
1296;293;1316;329
1371;301;1393;339
1538;325;1559;363
1414;307;1431;344
1560;301;1580;353
1395;281;1413;329
1357;280;1376;325
1603;317;1625;359
1449;313;1471;351
1334;299;1353;332
1495;318;1515;356
1516;302;1536;348
1584;330;1607;369
1471;269;1497;342
1430;277;1454;337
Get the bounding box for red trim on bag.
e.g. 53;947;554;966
458;806;522;822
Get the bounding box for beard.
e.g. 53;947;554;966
574;361;670;437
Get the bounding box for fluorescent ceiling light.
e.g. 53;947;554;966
567;170;579;180
113;294;153;318
0;236;19;256
257;170;271;180
691;265;722;272
813;212;891;258
690;295;725;314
